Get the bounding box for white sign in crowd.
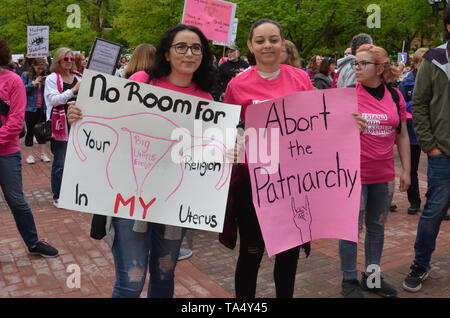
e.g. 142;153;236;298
59;70;241;233
27;25;49;58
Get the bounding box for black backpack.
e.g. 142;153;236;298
0;98;26;138
348;82;402;134
384;82;402;134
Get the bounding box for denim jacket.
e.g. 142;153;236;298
20;73;46;113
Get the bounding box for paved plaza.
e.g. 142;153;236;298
0;143;449;298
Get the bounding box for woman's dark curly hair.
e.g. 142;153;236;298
0;36;11;67
148;24;216;92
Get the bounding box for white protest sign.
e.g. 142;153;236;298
27;26;49;58
59;70;241;233
86;38;122;75
12;54;24;63
213;18;238;47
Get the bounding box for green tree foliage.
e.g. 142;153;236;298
113;0;185;48
233;0;439;59
0;0;124;54
369;0;440;54
0;0;95;53
0;0;445;61
233;0;370;57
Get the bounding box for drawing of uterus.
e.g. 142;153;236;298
71;112;232;201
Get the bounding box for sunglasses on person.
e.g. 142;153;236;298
62;56;75;62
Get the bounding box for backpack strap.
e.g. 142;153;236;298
0;97;10;118
145;71;152;84
0;97;26;137
385;82;402;134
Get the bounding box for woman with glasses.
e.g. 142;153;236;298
224;18;366;298
44;48;82;207
67;24;216;298
339;44;410;298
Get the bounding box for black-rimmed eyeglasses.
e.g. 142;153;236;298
352;60;379;69
171;42;203;56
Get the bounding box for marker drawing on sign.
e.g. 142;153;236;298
291;196;312;244
30;37;45;46
73;121;119;190
122;127;178;197
72;112;232;203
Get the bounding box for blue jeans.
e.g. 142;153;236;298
111;218;186;298
414;154;450;271
339;182;391;280
0;151;39;247
50;139;67;201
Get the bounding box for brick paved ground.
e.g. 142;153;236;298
0;143;449;298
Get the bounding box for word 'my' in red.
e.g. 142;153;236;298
114;193;156;219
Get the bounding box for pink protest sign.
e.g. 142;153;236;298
182;0;236;43
245;88;361;257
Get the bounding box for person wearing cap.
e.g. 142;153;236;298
218;44;249;100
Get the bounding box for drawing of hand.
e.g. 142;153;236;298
291;196;312;244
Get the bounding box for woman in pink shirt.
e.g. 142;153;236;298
339;44;411;298
224;19;365;298
0;36;58;258
67;24;216;298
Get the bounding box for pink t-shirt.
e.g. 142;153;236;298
224;64;314;121
224;64;314;165
37;83;42;109
357;82;407;184
0;69;27;156
129;71;213;100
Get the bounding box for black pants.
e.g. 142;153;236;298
24;109;46;147
407;144;422;207
234;165;300;298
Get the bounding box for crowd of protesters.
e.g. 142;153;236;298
0;5;449;299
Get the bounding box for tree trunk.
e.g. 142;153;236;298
301;8;337;57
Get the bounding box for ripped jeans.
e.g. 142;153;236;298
234;167;300;298
339;182;392;280
111;218;186;298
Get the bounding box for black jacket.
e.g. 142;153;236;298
314;73;332;90
219;58;249;94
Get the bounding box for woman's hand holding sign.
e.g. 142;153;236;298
352;112;367;133
226;134;246;165
67;101;83;125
